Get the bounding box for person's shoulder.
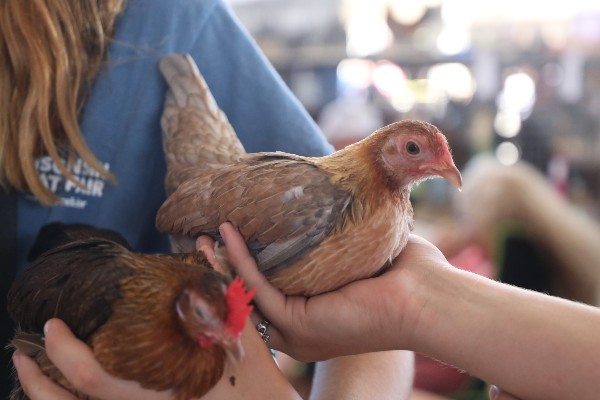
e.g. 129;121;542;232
116;0;224;44
122;0;221;19
111;0;226;54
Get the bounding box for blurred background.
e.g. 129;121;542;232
230;0;600;214
227;1;600;398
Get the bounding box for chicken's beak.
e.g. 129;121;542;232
419;160;463;190
439;163;462;191
431;131;462;190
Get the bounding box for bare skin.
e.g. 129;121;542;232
220;222;600;400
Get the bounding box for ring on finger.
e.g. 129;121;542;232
256;319;270;344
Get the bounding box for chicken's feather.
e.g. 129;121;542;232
8;225;245;400
10;332;45;356
157;153;352;275
159;54;245;195
9;239;135;341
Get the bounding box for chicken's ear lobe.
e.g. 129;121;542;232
224;277;255;337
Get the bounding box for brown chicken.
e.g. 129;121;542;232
156;54;462;296
8;223;254;400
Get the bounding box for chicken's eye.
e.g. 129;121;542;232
406;141;420;155
194;307;206;320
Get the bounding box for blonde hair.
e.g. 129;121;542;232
0;0;126;204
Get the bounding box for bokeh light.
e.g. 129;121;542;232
336;58;376;90
427;63;476;102
496;72;537;118
496;141;521;165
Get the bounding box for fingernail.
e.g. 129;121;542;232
44;319;52;336
12;351;21;368
218;223;227;237
489;385;499;400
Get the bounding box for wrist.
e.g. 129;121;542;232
393;253;452;352
403;262;495;359
204;323;301;400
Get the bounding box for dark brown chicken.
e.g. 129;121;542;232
156;54;462;296
8;223;254;400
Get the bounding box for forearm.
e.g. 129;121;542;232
309;351;414;400
222;226;600;399
202;323;301;400
408;264;600;400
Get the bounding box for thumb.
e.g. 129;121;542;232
44;319;170;400
219;223;270;289
218;223;253;269
44;318;101;384
43;318;108;393
219;222;288;317
44;318;94;363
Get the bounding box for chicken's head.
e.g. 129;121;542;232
176;276;254;362
373;120;462;190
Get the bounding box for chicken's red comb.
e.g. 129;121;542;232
225;277;255;338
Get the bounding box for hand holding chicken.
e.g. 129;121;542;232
8;223;254;400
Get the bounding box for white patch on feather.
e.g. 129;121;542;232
281;186;305;202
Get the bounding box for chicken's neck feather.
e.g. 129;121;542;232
311;141;410;228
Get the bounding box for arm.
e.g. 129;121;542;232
197;237;416;400
13;319;301;400
200;322;301;400
221;223;600;400
407;247;600;400
309;351;414;400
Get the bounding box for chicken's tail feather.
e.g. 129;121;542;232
10;332;45;357
159;54;246;194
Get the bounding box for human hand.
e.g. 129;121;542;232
12;319;172;400
13;261;298;400
13;318;295;400
218;222;451;361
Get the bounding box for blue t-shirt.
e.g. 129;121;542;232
16;0;334;270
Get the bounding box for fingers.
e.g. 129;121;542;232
13;350;78;400
44;319;169;400
43;318;110;397
218;222;256;272
219;223;286;312
219;223;289;345
196;236;215;257
248;310;284;350
196;236;223;273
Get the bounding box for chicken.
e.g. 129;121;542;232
156;54;462;296
8;223;254;400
